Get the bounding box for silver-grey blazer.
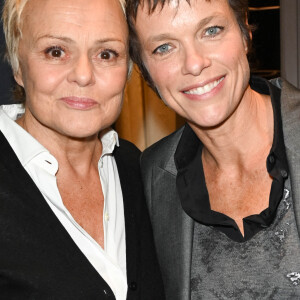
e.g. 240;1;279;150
140;79;300;300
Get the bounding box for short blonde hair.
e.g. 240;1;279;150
2;0;29;74
2;0;127;75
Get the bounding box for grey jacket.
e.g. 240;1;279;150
140;79;300;300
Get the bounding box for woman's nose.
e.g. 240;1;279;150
181;47;211;76
67;55;95;87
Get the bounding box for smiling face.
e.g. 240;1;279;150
135;0;251;129
15;0;128;139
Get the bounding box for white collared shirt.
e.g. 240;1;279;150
0;104;127;300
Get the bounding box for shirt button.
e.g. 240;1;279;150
129;281;137;291
104;212;109;222
281;170;288;178
103;289;111;297
268;155;275;164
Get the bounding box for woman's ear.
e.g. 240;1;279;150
14;67;24;88
244;15;252;53
243;37;249;53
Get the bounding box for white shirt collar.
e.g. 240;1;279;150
100;128;120;157
0;104;48;167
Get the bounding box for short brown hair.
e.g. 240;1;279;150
126;0;251;90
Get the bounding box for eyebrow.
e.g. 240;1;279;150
147;15;218;43
94;38;127;45
36;35;74;44
36;35;126;45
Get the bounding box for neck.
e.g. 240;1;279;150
189;88;274;172
16;114;103;176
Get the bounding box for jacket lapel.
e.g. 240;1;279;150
148;136;194;300
0;131;46;207
113;143;138;296
281;79;300;236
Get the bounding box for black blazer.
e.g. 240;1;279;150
0;132;165;300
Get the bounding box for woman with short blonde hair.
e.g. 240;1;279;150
0;0;164;298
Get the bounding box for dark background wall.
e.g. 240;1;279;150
249;0;280;78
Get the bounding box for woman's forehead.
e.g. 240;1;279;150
139;0;212;13
19;0;128;48
21;0;127;30
21;0;126;23
137;0;229;19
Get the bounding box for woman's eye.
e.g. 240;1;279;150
204;26;223;37
153;44;172;55
99;50;118;60
45;46;65;58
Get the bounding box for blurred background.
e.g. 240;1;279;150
0;0;299;150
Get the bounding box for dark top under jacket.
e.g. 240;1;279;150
175;77;289;242
0;134;165;300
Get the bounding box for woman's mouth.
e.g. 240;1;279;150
183;76;225;96
60;97;98;110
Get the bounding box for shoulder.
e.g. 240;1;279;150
269;77;300;100
114;138;141;168
279;79;300;153
113;139;142;182
117;138;141;157
141;126;184;170
269;77;300;122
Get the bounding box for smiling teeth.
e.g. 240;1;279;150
185;77;224;95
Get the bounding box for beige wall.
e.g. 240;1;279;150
115;66;183;150
280;0;300;88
